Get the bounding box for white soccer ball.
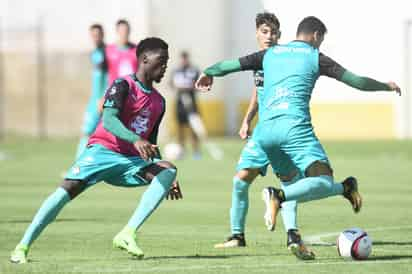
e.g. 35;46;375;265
163;143;184;161
337;228;372;260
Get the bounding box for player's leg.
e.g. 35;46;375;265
215;137;267;248
10;144;122;263
10;179;88;264
214;168;259;248
112;161;177;259
189;125;201;159
260;121;361;229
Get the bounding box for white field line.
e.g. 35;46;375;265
304;225;412;246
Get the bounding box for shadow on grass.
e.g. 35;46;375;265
144;253;277;260
0;218;103;224
369;255;412;261
373;241;412;246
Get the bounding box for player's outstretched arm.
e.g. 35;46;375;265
340;71;401;96
196;50;266;91
239;87;258;139
319;53;401;96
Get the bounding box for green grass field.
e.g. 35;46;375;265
1;137;412;274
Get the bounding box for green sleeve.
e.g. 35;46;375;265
102;108;140;144
204;59;242;77
340;70;391;91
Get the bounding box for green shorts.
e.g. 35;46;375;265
256;118;330;174
65;144;161;188
236;123;297;177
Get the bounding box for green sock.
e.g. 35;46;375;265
283;175;343;203
20;187;70;247
280;173;301;231
127;168;177;230
230;177;250;235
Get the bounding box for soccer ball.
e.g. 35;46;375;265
337;228;372;260
163;143;184;160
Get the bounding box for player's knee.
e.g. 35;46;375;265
305;161;333;177
236;169;259;183
60;179;86;200
278;169;299;182
156;161;177;172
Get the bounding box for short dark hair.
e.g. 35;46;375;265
256;12;280;30
297;16;327;36
180;50;189;59
136;37;168;59
116;19;130;29
90;24;103;32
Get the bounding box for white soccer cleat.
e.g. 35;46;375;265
262;187;280;231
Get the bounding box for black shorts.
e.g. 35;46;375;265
176;91;199;124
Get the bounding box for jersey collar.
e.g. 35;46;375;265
131;74;152;94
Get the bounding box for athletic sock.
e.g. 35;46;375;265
280;174;301;231
127;168;177;230
282;175;344;203
230;177;250;235
20;187;71;247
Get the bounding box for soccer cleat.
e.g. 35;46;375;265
287;230;315;260
261;187;281;231
113;227;144;259
342;177;362;213
214;234;246;248
10;244;29;264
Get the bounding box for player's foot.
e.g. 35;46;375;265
287;230;315;260
10;244;29;264
113;227;144;259
342;176;362;213
262;187;281;231
214;234;246;248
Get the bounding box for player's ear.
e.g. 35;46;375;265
142;53;149;64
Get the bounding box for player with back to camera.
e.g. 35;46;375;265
10;37;183;264
197;16;401;259
75;24;108;159
214;12;314;260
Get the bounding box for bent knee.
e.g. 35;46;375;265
60;179;86;200
156;161;177;171
235;168;259;183
278;169;299;182
305;161;333;177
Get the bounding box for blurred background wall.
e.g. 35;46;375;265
0;0;411;140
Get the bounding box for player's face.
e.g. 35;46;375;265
116;24;130;44
256;23;280;49
90;28;103;46
145;49;169;83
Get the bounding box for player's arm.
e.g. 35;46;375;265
319;53;401;95
102;79;157;160
239;86;258;139
195;50;266;91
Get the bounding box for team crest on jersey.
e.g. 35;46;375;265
130;109;151;135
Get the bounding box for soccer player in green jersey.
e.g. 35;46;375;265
197;16;400;258
214;12;314;260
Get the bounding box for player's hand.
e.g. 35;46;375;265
134;140;158;161
167;180;183;200
387;82;401;96
238;122;251;140
195;73;213;92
